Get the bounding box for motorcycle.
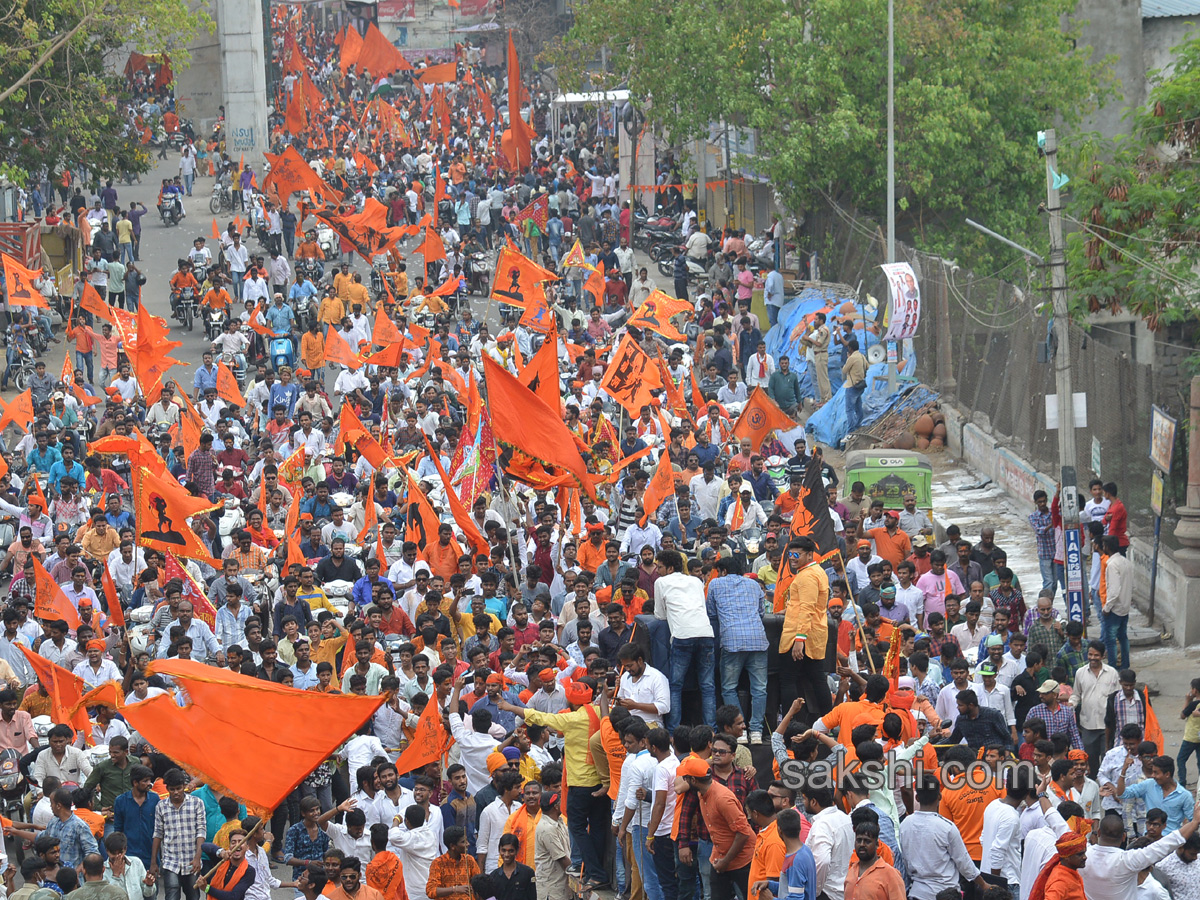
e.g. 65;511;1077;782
218;497;246;551
204;307;226;341
316;222;338;261
209;181;234;215
0;747;26;863
219;348;246;386
173;287;198;331
2;327;38;391
296;259;323;284
657;254;708;284
158;200;182;227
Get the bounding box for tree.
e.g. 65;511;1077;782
1065;33;1200;329
546;0;1109;268
0;0;211;182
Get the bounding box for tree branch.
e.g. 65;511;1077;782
0;8;98;105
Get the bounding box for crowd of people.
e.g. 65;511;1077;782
0;10;1190;900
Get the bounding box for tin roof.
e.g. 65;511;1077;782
1144;0;1200;18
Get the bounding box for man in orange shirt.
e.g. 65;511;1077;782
815;674;889;748
426;524;465;581
856;510;912;570
746;790;787;894
843;820;906;900
577;523;608;574
680;757;757;900
937;745;1004;866
779;537;831;724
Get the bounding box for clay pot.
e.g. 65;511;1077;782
930;436;945;448
895;432;916;450
933;423;948;440
915;436;930;450
914;414;935;438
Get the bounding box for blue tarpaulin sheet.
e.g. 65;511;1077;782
764;289;881;399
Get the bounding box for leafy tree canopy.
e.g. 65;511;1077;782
1065;31;1200;329
547;0;1110;269
0;0;211;183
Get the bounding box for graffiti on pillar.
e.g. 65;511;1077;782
230;125;256;151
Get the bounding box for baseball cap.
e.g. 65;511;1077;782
1037;680;1061;694
979;664;998;677
677;757;711;778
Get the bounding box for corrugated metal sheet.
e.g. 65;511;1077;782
1144;0;1200;18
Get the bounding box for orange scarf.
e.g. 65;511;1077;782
366;850;407;900
212;857;250;893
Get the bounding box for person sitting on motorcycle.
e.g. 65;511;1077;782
265;292;297;351
158;178;184;219
212;318;249;372
295;231;324;278
289;273;318;313
413;285;447;318
169;260;200;317
188;237;212;275
203;274;232;315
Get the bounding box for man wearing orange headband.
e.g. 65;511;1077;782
1027;832;1088;900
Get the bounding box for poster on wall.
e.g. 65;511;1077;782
1150;404;1177;474
881;261;921;341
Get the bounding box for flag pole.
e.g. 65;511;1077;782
200;815;266;881
835;553;877;674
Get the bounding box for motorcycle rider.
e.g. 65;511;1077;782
296;230;325;279
169;260;201;320
290;273;319;329
188;236;213;279
213;319;250;375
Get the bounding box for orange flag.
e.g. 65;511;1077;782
420;434;488;556
121;659;385;815
503;31;536;169
325;327;364;369
483;355;597;500
582;261;606;307
393;688;454;773
335;403;370;454
68;682;126;717
628;291;692;341
731;386;798;450
1;254;49;308
357;478;379;545
133;467;221;565
559;239;594;271
0;389;34;434
18;647;90;742
490;245;557;309
357;22;413;77
215;362;246;407
371;308;404;348
518;326;561;411
600;334;663;416
25;476;49;517
101;562;125;629
1144;687;1164;753
415;228;446;264
640;450;675;526
211;218;221;240
404;472;445;551
31;557;82;629
417;61;456;84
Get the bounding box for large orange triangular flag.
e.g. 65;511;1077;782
18;647;91;743
325;327;364;369
731;386;798;450
420;434;488;557
1;254;49;308
121;660;385;815
0;389;34;434
101;562;125;629
393;686;454;773
216;361;246;407
559;239;594;271
31;557;82;629
133;467;221;565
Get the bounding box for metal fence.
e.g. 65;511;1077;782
807;199;1189;544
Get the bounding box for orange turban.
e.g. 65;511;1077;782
563;681;593;706
486;752;508;774
1067;749;1088;762
1055;832;1088;857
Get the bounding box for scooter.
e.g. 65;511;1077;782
205;307;226;341
316;222;338;261
158;200;182;227
270;336;295;371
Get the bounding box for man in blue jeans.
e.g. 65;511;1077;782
841;337;867;434
653;549;715;732
706;556;769;742
1101;535;1132;669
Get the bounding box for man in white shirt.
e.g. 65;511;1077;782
389;804;440;900
447;678;504;793
1081;799;1200;900
653;550;715;733
981;776;1027;894
804;785;854;900
1071;638;1120;773
476;771;522;871
901;776;986;900
614;644;670;727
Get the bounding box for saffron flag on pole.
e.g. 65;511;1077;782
31;557;81;629
215;362;246;407
731;386;798;451
0;389;34;434
1;254;49;308
101;562;125;629
163;552;218;628
627;291;692;342
640;451;675;527
392;688;453;773
121;659;385;815
18;646;91;742
600;334;663;416
133;467;221;566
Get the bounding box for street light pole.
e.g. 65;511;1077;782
885;0;897;391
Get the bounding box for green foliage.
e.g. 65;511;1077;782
546;0;1108;269
1065;31;1200;329
0;0;211;183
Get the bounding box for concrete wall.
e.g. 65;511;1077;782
1075;0;1146;138
1143;16;1200;78
174;0;223;134
942;404;1200;646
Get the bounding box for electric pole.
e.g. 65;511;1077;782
1044;128;1083;620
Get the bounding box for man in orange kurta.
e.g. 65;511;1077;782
502;782;543;866
779;537;832;722
425;525;464;581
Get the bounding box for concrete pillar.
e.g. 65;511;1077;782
218;0;270;167
1172;376;1200;644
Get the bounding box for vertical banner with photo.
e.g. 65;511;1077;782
881;261;921;341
